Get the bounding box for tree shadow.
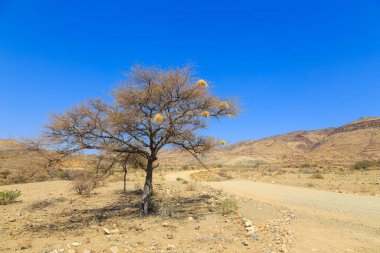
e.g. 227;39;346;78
24;189;214;234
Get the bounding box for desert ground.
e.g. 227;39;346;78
1;168;380;253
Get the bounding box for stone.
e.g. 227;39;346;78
16;240;32;250
167;245;175;250
70;242;82;247
242;241;249;246
280;244;288;253
110;246;119;253
66;249;76;253
162;222;169;227
245;219;253;227
103;228;111;235
110;228;119;234
187;216;194;222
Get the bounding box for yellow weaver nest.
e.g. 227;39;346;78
201;111;210;118
219;140;227;145
197;79;208;88
219;102;229;109
153;113;164;123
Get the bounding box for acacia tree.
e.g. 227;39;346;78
45;65;238;215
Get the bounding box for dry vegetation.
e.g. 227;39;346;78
0;170;269;253
190;161;380;196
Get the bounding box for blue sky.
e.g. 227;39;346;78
1;0;379;143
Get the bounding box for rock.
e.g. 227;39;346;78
83;250;92;253
9;218;16;222
245;219;253;227
167;245;175;250
195;226;200;230
162;222;169;227
280;244;288;253
110;246;119;253
103;227;119;235
166;234;174;239
187;216;194;222
242;241;249;246
247;230;259;240
70;242;82;247
246;226;254;232
16;240;32;250
110;228;119;234
66;249;76;253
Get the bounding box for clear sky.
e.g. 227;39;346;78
1;0;379;143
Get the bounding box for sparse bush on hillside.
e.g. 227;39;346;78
217;198;238;215
351;160;373;170
298;168;318;174
0;190;21;205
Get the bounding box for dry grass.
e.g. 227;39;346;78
310;174;325;179
0;189;21;205
217;198;238;215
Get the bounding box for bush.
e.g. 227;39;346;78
217;198;238;215
351;160;373;170
310;174;324;179
0;190;21;205
72;171;98;195
160;201;174;217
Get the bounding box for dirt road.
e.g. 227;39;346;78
167;170;380;252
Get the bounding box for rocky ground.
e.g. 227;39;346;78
2;168;379;253
0;172;296;253
170;170;380;253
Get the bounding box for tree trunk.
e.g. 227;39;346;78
140;159;154;216
123;165;127;192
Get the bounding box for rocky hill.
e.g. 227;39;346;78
2;117;380;170
159;117;380;167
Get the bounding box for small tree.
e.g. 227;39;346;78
45;65;238;215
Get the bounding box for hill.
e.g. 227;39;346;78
160;117;380;168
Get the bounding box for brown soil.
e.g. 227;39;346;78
0;173;266;253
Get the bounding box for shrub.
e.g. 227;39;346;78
351;160;372;170
149;195;174;217
0;190;21;205
72;171;98;195
160;201;175;217
310;174;324;179
217;198;238;215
